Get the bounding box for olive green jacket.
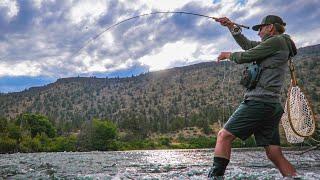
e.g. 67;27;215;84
229;32;297;103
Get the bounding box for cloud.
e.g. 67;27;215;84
0;0;19;21
67;0;108;25
138;40;200;71
0;61;42;76
0;0;319;83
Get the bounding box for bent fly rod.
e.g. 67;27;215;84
72;11;249;57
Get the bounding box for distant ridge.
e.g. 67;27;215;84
297;44;320;56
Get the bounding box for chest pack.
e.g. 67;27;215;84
240;62;262;90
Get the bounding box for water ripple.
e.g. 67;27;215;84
0;149;319;179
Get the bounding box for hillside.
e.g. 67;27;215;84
1;44;319;136
296;44;320;56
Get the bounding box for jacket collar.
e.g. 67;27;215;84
262;34;273;41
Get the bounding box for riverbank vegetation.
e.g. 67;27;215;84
0;113;316;153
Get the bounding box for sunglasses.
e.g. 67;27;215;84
259;24;271;31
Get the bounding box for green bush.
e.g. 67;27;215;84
19;135;42;152
170;143;190;149
0;136;16;153
50;135;77;152
92;119;118;150
16;113;56;138
77;119;118;151
183;136;216;148
158;137;171;146
7;124;21;141
0;117;8;134
33;133;52;151
115;139;157;150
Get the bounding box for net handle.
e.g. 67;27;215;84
288;58;298;86
287;58;299;136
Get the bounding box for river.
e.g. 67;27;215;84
1;148;319;179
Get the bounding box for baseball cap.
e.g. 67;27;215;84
252;15;286;31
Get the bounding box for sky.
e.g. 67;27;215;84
0;0;319;93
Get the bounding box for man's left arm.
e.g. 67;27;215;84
227;37;279;64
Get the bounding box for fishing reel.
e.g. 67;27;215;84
230;25;242;35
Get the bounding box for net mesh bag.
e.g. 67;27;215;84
281;98;304;144
287;86;316;137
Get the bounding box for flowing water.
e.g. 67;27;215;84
1;148;319;179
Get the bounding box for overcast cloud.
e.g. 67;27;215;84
0;0;319;92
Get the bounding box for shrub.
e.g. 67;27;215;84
19;135;42;152
0;136;16;153
50;135;77;152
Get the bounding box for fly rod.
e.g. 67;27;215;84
72;11;249;57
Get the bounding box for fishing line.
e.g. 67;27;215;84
224;62;230;118
220;61;227;127
71;11;249;58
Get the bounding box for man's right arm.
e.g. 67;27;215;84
229;26;260;50
215;17;260;50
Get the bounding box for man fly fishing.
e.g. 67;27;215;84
208;15;298;179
